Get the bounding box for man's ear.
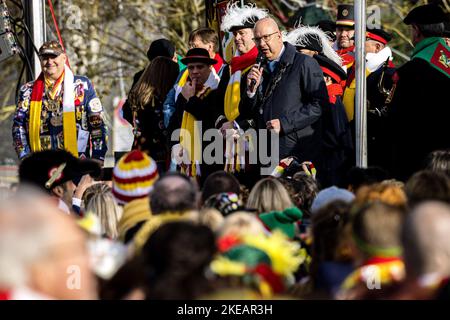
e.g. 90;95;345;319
375;43;383;53
412;25;421;42
52;185;64;198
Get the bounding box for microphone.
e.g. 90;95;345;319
249;52;266;92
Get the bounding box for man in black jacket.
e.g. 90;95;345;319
168;48;227;184
386;4;450;182
241;17;329;179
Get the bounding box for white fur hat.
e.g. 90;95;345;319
220;2;268;32
284;25;343;66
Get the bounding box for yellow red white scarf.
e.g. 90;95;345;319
29;65;78;156
175;68;220;177
223;46;258;173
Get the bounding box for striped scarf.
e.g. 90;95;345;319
29;65;78;156
224;45;258;121
174;68;220;177
223;46;258;173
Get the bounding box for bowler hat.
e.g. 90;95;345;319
181;48;217;65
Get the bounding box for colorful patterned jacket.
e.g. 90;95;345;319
12;75;108;161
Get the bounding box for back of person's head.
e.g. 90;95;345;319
247;178;293;214
402;201;450;280
218;211;266;239
188;27;219;52
353;182;408;211
146;38;176;62
425;149;450;178
150;172;198;215
198;207;225;233
82;182;108;207
280;172;318;216
84;183;123;239
415;22;445;38
201;171;241;204
128;56;179;109
0;187;96;299
405;170;450;208
311;186;355;215
141;221;216;299
112;150;159;205
342;166;389;193
311;200;353;265
352;202;405;260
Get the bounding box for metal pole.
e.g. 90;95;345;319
354;0;367;167
24;0;46;82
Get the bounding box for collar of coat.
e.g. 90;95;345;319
274;42;296;68
263;42;296;72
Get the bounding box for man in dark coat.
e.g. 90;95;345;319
314;54;353;187
364;28;396;170
168;48;228;185
386;4;450;181
241;17;329;179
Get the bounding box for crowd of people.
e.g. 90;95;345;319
3;1;450;300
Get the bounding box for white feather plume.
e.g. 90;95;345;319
284;25;343;66
220;2;269;32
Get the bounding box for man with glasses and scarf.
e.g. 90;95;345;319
241;17;329;182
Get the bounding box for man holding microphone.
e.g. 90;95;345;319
241;17;329;181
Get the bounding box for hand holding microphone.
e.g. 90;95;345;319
247;53;266;94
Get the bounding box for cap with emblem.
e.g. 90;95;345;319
366;28;392;45
38;40;64;57
19;150;101;192
336;4;355;28
404;4;448;25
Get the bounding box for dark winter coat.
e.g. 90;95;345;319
240;42;329;170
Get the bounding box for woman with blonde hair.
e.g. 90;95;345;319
84;183;123;239
218;211;266;239
247;178;293;214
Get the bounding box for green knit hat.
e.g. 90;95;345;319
259;207;303;239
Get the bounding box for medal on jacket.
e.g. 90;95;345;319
50;114;63;127
47;99;59;113
76;106;82;121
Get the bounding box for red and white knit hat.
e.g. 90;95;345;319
112;150;159;205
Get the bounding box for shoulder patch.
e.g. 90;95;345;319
430;43;450;77
89;97;103;112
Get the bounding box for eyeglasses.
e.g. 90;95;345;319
253;32;279;44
